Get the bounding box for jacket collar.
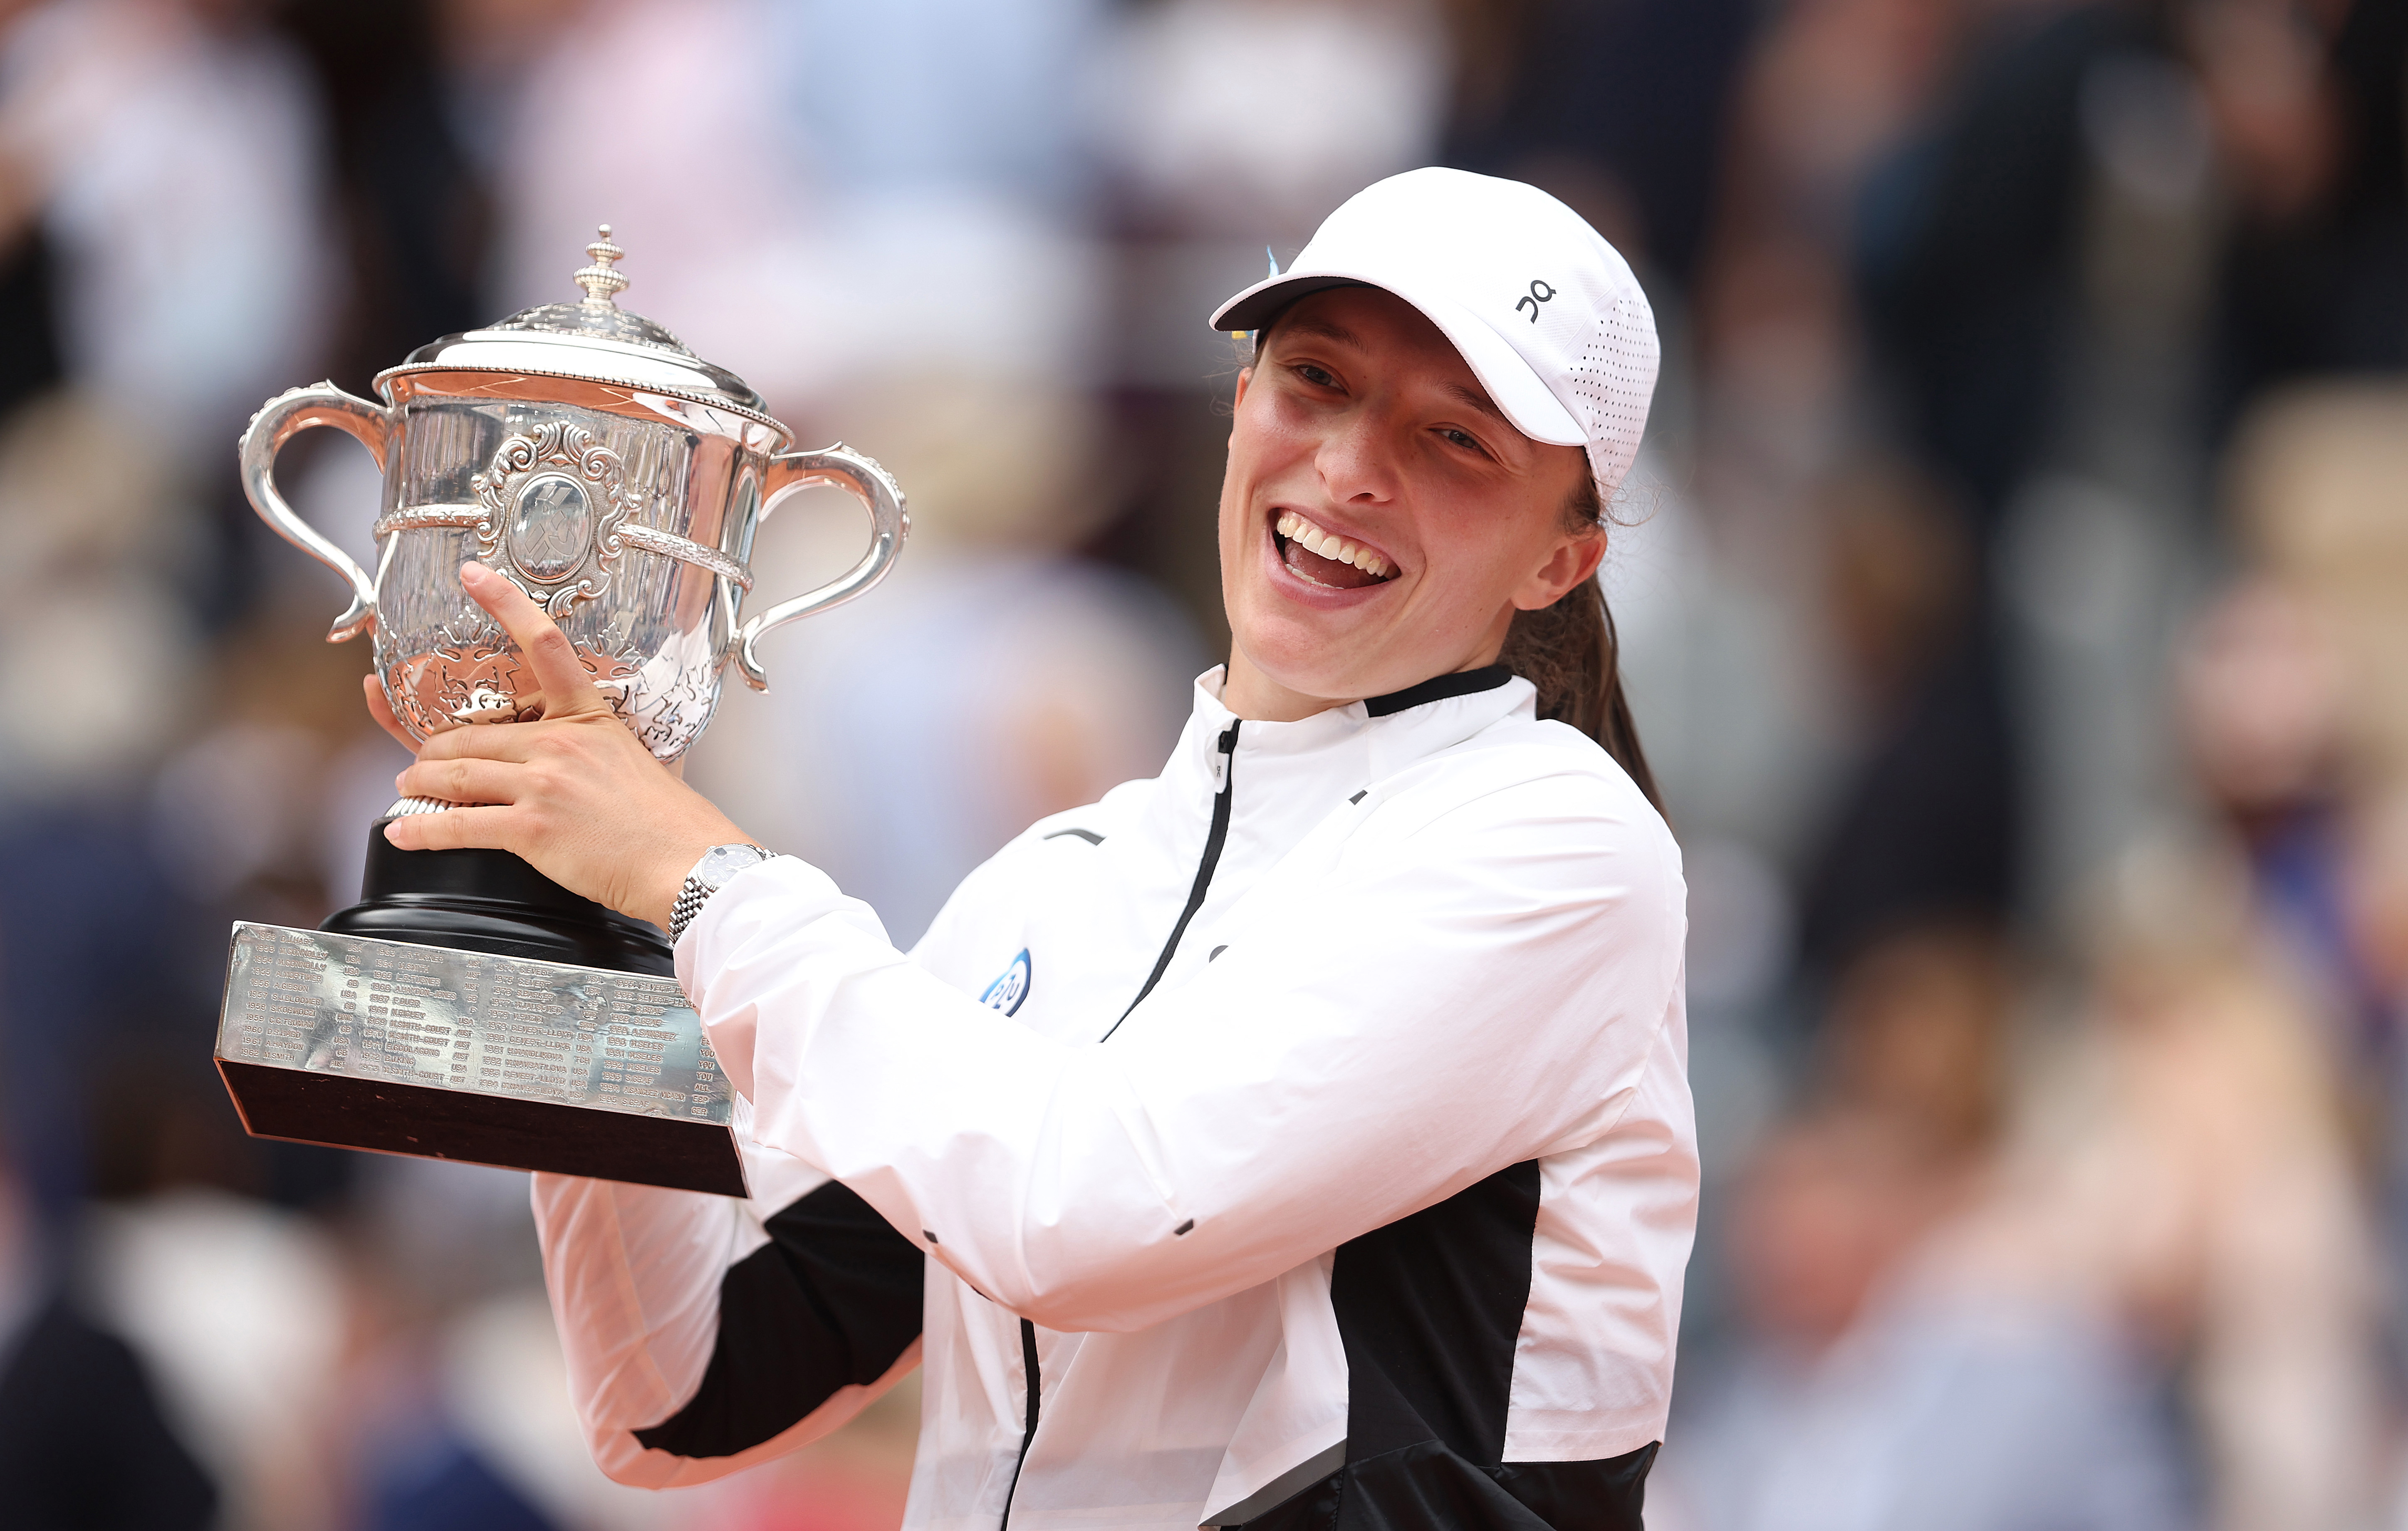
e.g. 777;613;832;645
1177;664;1537;793
1362;664;1514;716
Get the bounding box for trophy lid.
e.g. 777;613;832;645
380;226;776;422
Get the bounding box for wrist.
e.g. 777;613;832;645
633;848;705;932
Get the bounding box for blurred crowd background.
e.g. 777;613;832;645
0;0;2401;1526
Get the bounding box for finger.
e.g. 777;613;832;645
396;756;526;807
459;562;610;720
384;804;522;853
362;675;418;751
413;720;545;764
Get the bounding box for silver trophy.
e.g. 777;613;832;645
215;228;906;1195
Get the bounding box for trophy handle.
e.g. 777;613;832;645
734;442;910;691
239;382;395;643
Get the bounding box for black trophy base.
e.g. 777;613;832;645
319;817;676;974
215;820;745;1196
217;1060;744;1195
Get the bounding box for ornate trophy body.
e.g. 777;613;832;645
213;230;905;1195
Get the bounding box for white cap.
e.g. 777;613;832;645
1210;167;1659;499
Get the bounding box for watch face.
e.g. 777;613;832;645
699;844;766;889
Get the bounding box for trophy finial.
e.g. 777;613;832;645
573;224;628;307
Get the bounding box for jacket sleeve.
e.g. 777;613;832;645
681;766;1689;1335
530;1132;925;1487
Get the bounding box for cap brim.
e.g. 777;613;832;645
1210;270;1586;448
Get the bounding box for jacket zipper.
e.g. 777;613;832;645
1100;720;1240;1043
1002;723;1238;1527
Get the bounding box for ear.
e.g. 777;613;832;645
1233;364;1254;410
1511;526;1606;612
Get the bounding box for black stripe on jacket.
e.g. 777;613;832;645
1232;1162;1656;1531
634;1181;924;1459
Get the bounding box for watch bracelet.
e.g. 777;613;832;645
669;845;773;941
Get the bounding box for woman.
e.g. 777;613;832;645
377;168;1695;1531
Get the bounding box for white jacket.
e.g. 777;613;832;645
532;666;1697;1531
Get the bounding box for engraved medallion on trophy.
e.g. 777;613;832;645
214;228;907;1195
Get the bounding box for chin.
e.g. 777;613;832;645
1232;613;1409;706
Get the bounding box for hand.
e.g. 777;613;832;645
371;562;755;929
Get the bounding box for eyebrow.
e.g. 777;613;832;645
1276;315;1365;349
1441;381;1507;425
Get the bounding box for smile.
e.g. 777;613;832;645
1272;511;1397;590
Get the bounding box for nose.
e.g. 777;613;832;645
1312;403;1402;508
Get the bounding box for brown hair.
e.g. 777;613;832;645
1501;476;1663;813
1249;310;1661;813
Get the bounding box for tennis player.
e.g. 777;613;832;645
376;167;1696;1531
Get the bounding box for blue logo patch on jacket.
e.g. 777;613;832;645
981;949;1032;1016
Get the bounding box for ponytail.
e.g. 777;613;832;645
1500;481;1664;815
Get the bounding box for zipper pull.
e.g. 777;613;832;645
1212;721;1240;791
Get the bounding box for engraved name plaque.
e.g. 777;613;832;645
215;922;747;1197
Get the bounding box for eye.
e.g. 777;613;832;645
1438;427;1487;455
1291;363;1340;389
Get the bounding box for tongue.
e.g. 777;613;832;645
1283;537;1385;590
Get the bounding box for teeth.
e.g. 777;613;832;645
1274;510;1394;580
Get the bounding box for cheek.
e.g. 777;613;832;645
1456;471;1594;599
1220;395;1310;539
1235;384;1333;474
1411;513;1541;619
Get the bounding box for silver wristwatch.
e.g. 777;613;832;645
670;843;778;940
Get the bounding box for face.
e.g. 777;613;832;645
1217;287;1602;719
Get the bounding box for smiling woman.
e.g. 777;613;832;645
380;168;1695;1531
1225;284;1661;808
1217;287;1599;713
